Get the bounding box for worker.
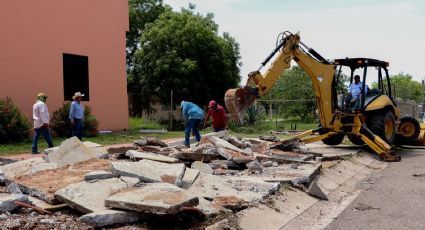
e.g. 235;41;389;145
181;101;204;147
345;75;368;110
69;92;85;141
32;92;54;154
203;100;228;132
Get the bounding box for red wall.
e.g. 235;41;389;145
0;0;129;130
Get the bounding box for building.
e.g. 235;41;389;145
0;0;129;131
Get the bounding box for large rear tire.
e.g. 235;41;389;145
348;135;364;145
321;133;345;145
394;116;420;145
367;110;395;144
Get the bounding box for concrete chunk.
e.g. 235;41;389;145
0;193;29;212
126;150;179;163
211;136;249;154
188;174;279;205
111;160;186;186
84;171;113;181
79;210;144;227
105;183;199;215
191;161;213;175
0;157;46;182
181;168;200;189
307;179;328;200
218;148;255;164
54;178;128;213
170;145;218;162
47;137;97;167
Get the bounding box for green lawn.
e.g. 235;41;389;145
0;117;316;156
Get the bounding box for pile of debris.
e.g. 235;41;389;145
0;133;325;228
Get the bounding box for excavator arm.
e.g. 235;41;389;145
225;32;335;128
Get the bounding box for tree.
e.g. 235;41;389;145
132;7;241;113
127;0;168;73
371;73;424;102
260;66;349;121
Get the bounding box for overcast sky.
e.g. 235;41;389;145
163;0;425;84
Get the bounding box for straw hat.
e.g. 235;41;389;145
72;92;85;99
37;92;48;98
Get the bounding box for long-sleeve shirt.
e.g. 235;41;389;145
69;100;84;120
33;100;49;128
182;102;204;120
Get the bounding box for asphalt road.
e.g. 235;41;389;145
326;148;425;230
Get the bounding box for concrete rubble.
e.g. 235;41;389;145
105;183;199;214
0;133;367;228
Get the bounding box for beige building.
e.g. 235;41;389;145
0;0;129;130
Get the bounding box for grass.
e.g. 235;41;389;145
0;117;316;156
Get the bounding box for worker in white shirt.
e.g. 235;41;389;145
31;92;53;154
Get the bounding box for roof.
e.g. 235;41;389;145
333;58;389;69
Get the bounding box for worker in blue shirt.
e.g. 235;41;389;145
69;92;85;140
181;101;204;147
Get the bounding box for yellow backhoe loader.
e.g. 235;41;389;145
225;31;423;162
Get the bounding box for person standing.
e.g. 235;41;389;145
203;100;228;132
69;92;85;141
181;101;204;147
32;92;53;154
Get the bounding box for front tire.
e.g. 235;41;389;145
367;110;395;144
394;116;420;145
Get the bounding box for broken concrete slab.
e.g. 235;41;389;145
170;145;219;162
105;183;199;215
208;160;244;170
13;159;111;204
270;138;303;151
27;196;67;211
222;135;245;148
251;142;270;155
304;142;360;160
213;168;239;176
211;136;250;154
0;157;46;182
307;179;328;200
126;150;179;163
138;145;162;153
191;161;213;175
195;197;232;217
211;195;249;211
218;148;255;164
84;171;113;181
270;149;314;161
55;178;129;213
188;174;279;205
181;168;200;189
239;163;321;185
111;160;186;186
79;209;144;227
46;137;97;167
134;137;168;147
0;193;29;212
7;182;23;194
157;147;180;156
30;162;58;174
119;176;140;188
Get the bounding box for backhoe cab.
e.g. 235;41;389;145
225;31;422;162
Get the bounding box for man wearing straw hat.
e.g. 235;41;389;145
32;92;54;154
69;92;85;140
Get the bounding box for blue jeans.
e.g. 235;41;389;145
31;127;53;153
185;118;201;146
72;118;84;141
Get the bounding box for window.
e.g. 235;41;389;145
63;53;90;101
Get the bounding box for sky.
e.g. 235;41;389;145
163;0;425;85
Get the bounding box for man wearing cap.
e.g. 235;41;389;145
203;100;228;132
181;101;204;147
69;92;85;140
32;93;54;154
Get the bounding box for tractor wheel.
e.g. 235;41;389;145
348;134;364;145
321;133;345;145
367;110;395;144
394;116;420;145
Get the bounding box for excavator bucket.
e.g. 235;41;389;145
224;87;258;125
